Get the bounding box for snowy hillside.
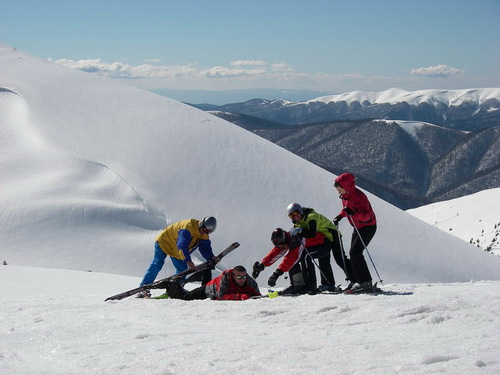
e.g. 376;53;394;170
408;188;500;256
377;119;459;138
1;42;500;285
310;87;500;106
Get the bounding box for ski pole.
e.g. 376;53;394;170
299;238;330;284
335;227;349;279
346;216;383;285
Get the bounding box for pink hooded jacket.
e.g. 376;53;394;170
335;173;377;229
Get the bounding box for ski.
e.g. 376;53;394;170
253;283;413;298
252;289;317;299
344;285;414;296
251;291;283;299
343;282;384;295
341;282;380;295
105;242;240;301
327;283;412;295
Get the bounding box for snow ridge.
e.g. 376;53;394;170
309;87;500;106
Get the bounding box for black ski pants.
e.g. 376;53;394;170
349;224;377;284
184;268;212;286
329;228;355;282
166;281;208;301
300;241;334;289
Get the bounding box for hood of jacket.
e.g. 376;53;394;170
335;173;356;194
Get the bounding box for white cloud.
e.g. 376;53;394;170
271;63;293;72
50;58;198;78
230;60;267;67
50;57;402;91
410;64;464;78
51;58;270;80
49;57;481;92
200;66;266;78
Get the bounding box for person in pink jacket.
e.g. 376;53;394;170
333;172;377;293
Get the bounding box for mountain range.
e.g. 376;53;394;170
192;89;500;209
194;88;500;131
151;88;332;106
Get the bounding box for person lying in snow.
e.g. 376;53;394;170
163;265;261;301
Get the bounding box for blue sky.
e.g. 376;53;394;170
1;0;499;102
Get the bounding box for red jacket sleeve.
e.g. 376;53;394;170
261;233;325;273
261;247;288;267
261;245;301;273
276;246;301;273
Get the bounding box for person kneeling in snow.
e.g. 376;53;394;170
165;265;261;301
252;228;329;295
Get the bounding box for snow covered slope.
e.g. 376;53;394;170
408;188;500;256
1;43;499;283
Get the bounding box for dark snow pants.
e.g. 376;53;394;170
329;228;355;282
300;241;334;289
349;224;377;283
166;282;208;301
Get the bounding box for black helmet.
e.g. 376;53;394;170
199;216;217;233
287;203;303;216
271;228;287;246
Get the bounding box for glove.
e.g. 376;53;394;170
289;227;302;236
333;215;342;226
252;261;265;278
344;207;355;216
268;269;284;287
239;294;250;301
